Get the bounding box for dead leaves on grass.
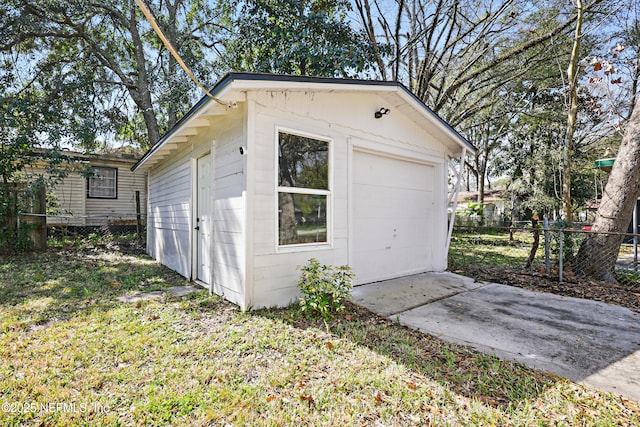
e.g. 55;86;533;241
373;392;384;405
622;398;640;415
299;394;316;408
475;395;498;406
264;393;316;409
459;267;640;312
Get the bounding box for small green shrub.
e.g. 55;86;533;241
297;258;354;326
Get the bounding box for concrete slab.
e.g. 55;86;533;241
396;283;640;402
117;291;164;303
352;273;640;402
166;285;200;297
351;272;483;317
117;286;201;303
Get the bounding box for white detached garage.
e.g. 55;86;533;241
132;73;475;310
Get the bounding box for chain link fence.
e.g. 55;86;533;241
18;213;146;249
449;223;640;288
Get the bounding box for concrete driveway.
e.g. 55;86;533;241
351;272;640;402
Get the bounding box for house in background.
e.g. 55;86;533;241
450;189;508;226
132;73;475;310
26;150;147;227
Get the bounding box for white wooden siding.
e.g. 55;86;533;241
247;90;448;308
210;111;246;306
48;171;86;225
148;145;192;278
146;108;247;307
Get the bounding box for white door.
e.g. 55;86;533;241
196;153;212;284
352;150;435;283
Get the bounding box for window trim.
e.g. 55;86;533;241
87;166;118;199
275;127;332;250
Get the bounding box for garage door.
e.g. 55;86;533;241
352;150;435;284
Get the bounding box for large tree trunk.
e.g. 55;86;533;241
576;96;640;281
477;121;490;222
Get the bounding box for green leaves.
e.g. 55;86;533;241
297;258;354;328
220;0;377;77
2;0;227;150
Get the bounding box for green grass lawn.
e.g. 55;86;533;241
449;228;541;270
1;242;638;426
449;228;640;291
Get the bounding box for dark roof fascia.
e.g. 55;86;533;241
131;72;475;171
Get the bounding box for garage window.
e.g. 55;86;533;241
87;166;117;199
277;130;330;246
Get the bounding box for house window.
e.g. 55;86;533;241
277;131;330;246
87;167;117;199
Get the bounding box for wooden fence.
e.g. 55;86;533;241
1;182;47;252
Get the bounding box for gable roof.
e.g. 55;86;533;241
132;72;475;172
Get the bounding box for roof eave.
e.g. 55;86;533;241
132;72;476;171
131;74;238;172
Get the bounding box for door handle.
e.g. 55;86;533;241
195;226;200;230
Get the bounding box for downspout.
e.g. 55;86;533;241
244;99;255;310
146;169;151;255
446;148;467;253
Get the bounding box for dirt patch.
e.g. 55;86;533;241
451;266;640;313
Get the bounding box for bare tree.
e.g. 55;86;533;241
354;0;598;213
353;0;582;124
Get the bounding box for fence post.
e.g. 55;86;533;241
136;190;142;239
7;185;18;253
32;182;47;250
543;216;550;276
558;228;564;282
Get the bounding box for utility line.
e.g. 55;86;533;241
135;0;229;107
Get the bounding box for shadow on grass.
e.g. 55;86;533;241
0;244;590;425
0;244;189;330
255;301;560;410
0;243;558;414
